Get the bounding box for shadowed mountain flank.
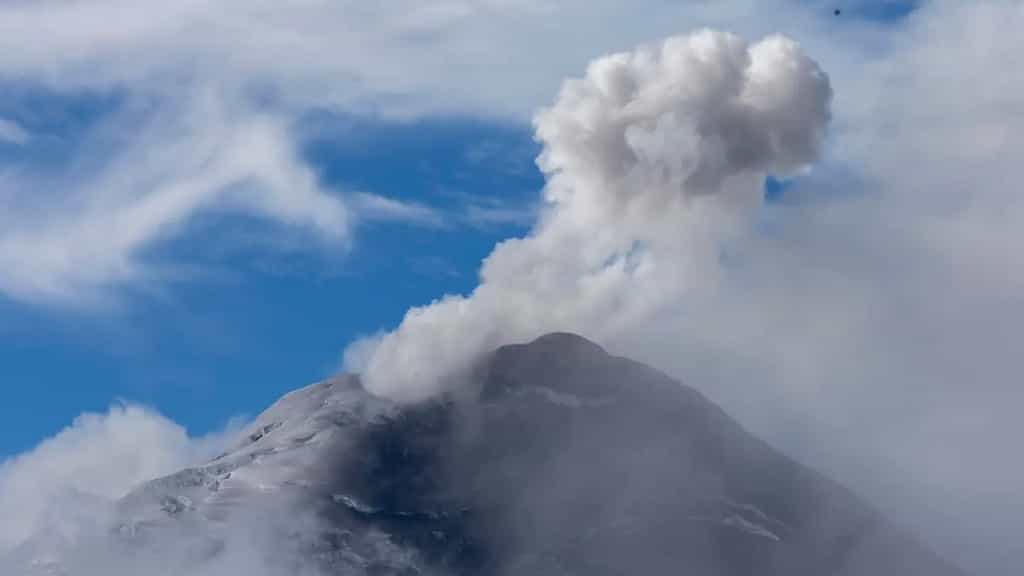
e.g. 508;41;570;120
321;333;965;575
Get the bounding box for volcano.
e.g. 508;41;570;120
10;333;966;575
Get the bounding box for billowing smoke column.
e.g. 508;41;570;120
348;30;831;402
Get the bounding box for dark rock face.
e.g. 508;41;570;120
318;333;965;576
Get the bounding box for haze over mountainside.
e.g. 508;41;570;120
4;333;967;575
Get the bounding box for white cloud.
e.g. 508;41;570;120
461;201;537;228
440;189;538;229
0;1;892;127
350;192;446;228
0;117;28;145
0;91;351;305
0;89;439;306
0;404;231;553
0;406;327;576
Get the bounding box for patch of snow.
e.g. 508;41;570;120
513;386;612;408
332;494;379;515
688;499;788;542
720;513;782;542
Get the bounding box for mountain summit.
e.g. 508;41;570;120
10;333;966;575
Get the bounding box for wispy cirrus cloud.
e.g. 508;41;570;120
0;403;235;552
0;117;28;145
349;192;446;228
461;201;537;228
0;91;352;306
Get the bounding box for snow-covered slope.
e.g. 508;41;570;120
6;333;968;575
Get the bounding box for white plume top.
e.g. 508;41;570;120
351;29;831;402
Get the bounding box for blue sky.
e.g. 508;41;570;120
0;1;918;457
0;114;541;456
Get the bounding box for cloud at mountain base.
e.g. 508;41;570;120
0;406;326;576
0;404;230;552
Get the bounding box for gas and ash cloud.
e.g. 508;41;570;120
346;7;1024;574
348;30;832;401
